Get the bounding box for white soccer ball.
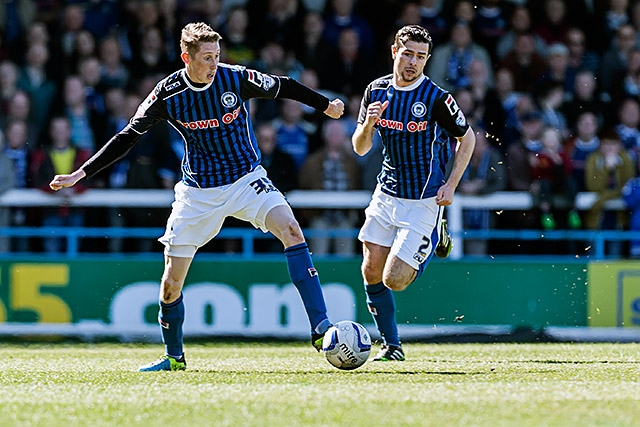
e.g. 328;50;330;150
322;321;371;370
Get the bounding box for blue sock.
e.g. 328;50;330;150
159;293;184;358
284;242;330;334
365;282;400;346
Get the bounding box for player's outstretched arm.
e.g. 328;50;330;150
324;99;345;119
50;169;87;191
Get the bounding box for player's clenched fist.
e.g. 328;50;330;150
364;100;389;127
324;98;345;119
49;170;86;191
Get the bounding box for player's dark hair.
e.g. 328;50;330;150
180;22;222;58
394;25;433;55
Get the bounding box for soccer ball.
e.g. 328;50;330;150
322;321;371;370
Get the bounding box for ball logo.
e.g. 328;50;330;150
411;102;426;118
221;92;238;108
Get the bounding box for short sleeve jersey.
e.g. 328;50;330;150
130;64;287;188
358;74;469;199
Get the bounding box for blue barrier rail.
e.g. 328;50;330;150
0;226;638;260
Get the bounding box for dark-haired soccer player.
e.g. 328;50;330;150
352;25;475;361
50;22;344;371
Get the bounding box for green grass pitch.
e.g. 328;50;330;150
0;342;638;427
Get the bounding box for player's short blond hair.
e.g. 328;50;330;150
180;22;221;58
393;25;433;55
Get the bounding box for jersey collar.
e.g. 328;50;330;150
392;74;425;91
182;69;214;91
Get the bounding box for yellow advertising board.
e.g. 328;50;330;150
588;261;640;327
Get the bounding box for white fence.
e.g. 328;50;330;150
0;188;627;259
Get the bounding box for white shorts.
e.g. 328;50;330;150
158;166;288;257
358;185;444;270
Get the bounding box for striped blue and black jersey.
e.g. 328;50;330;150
82;64;330;188
358;74;469;200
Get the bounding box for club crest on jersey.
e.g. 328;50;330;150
411;102;426;118
444;94;460;115
221;91;238;108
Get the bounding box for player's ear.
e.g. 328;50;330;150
180;51;191;65
391;44;397;59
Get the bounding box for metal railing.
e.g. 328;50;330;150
0;188;631;260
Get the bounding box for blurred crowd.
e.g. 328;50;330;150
2;0;640;257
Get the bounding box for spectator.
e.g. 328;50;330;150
293;11;329;71
614;97;640;168
458;126;506;255
342;93;381;191
4;119;33;252
129;26;174;82
537;82;569;139
505;110;545;229
601;0;631;51
561;70;607;133
0;131;15;253
31;116;91;253
534;0;570;45
610;48;640;108
98;36;130;90
77;56;107;117
500;32;548;93
272;98;314;170
496;5;547;61
584;127;635;256
537;42;574;96
0;90;38;146
0;0;36;60
17;42;57;145
427;20;494;93
60;75;104;153
492;67;521;151
0;60;19;115
220;6;257;66
464;61;506;145
472;0;508;63
564;26;600;76
318;26;374;97
564;111;601;193
419;0;448;46
600;24;638;102
257;121;298;193
530;127;579;230
322;0;375;55
299;119;360;256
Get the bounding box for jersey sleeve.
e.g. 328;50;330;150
356;84;373;125
81;83;168;178
239;68;329;112
431;92;470;138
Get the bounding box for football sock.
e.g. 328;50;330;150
284;242;330;334
159;293;185;359
365;282;400;347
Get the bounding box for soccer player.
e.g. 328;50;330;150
49;22;344;371
352;25;475;361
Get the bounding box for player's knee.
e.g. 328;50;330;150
361;262;382;284
383;274;410;291
279;218;304;246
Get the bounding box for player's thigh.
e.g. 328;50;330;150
390;201;441;270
